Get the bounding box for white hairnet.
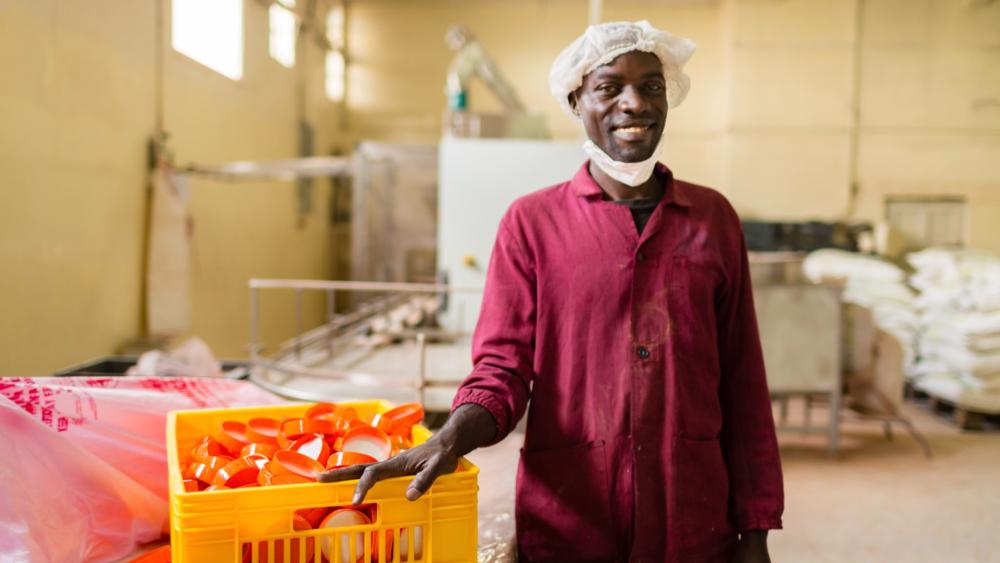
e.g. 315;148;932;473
549;20;696;117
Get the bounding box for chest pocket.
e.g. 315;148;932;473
665;255;722;354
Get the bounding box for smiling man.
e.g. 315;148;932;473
321;21;784;563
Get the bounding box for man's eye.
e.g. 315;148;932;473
646;82;665;92
597;84;619;94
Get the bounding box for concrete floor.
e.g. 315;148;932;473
770;399;1000;563
469;397;1000;562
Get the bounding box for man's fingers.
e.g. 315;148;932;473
317;464;367;483
405;457;448;501
351;458;407;505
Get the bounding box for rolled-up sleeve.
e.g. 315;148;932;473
716;216;785;531
452;214;535;445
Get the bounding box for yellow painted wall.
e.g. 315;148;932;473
0;0;340;374
345;0;999;246
1;0;997;373
854;0;1000;252
0;1;155;374
164;1;340;366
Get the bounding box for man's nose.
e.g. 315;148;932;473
617;85;649;114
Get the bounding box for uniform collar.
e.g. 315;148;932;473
570;161;692;207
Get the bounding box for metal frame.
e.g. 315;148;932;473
248;278;482;402
755;283;844;455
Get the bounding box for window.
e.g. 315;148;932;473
325;5;346;102
325;51;345;101
171;0;243;80
326;4;344;49
269;1;297;68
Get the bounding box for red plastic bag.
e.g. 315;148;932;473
0;376;285;562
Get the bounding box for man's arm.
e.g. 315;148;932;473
715;216;784;560
320;214;536;502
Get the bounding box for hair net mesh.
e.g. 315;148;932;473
549;20;696;117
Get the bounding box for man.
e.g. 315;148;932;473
321;20;784;563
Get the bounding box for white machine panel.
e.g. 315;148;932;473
437;138;585;332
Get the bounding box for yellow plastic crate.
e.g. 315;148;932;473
167;401;478;563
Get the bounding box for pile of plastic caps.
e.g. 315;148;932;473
182;402;424;492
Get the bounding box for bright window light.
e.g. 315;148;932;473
171;0;243;80
325;50;345;102
326;5;344;49
277;0;296;7
269;3;297;68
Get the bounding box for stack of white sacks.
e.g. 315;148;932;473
908;248;1000;408
802;249;921;375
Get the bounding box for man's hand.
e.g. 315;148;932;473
318;438;459;504
730;530;771;563
317;403;497;505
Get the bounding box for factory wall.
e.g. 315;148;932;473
0;0;996;374
0;0;339;374
345;0;1000;248
853;0;1000;252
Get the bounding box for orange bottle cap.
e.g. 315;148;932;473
376;403;424;437
319;508;372;562
341;425;392;462
257;461;277;486
241;443;279;458
289;433;331;466
333;406;358;422
272;449;324;480
276;428;294;449
281;418;336;440
347;419;368;431
305;402;337;419
186;455;234;485
212;456;263;488
190;436;229;463
296;506;331;528
292;513;314;531
244;453;270;470
244;417;281;445
216;421;250;455
325;451;378;470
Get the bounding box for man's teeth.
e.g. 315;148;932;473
616;126;646;133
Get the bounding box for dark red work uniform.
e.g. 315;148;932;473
453;162;784;562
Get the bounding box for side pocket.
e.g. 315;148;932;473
674;436;733;555
515;440;616;563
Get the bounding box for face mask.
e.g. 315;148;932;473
582;138;663;187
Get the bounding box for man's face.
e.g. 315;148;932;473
571;51;667;163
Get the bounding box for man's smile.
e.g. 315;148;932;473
611;121;656;142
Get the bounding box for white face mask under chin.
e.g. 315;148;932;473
583;139;663;187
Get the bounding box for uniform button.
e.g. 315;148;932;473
636;251;646;263
637;346;650;359
636;444;643;452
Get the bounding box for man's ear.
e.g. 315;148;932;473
568;92;580;116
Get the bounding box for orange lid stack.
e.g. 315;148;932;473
179;402;424;492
